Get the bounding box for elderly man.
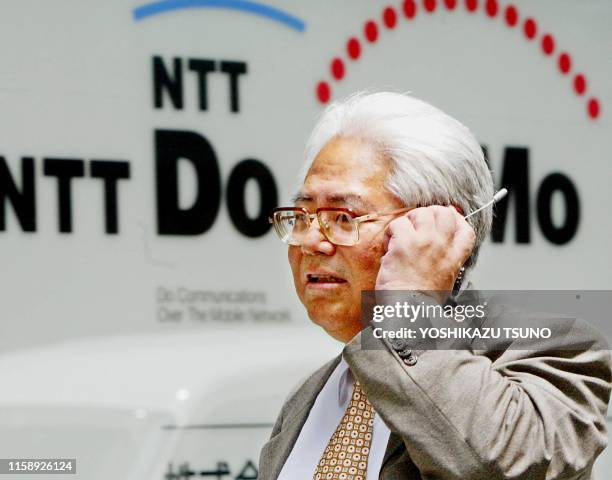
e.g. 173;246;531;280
258;92;611;479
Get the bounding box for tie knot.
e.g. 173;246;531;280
352;379;364;396
350;380;373;411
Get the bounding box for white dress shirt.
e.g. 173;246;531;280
278;355;391;479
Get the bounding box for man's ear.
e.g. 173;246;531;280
453;205;464;215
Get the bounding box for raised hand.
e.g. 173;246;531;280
375;205;476;302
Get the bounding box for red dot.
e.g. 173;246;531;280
383;6;397;28
403;0;417;18
541;34;554;55
504;5;518;26
558;52;571;74
444;0;457;9
347;37;361;59
317;82;330;103
524;18;537;39
485;0;498;17
331;58;345;80
424;0;436;13
465;0;478;12
588;98;600;119
364;20;378;42
574;74;586;95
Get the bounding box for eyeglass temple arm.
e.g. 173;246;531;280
356;207;414;223
355;188;508;223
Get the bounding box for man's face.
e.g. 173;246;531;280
288;136;404;343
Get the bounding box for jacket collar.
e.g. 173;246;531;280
259;353;404;479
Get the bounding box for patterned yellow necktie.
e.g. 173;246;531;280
313;380;375;480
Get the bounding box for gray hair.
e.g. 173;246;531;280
299;91;494;271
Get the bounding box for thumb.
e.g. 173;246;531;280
452;216;477;261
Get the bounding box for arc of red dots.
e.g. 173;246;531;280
315;0;601;120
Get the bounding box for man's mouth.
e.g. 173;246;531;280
306;274;347;284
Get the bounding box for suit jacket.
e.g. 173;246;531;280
259;293;612;479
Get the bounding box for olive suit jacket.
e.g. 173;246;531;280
258;292;612;479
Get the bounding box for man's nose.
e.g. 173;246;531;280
300;216;335;256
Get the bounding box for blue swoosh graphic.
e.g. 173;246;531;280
133;0;306;32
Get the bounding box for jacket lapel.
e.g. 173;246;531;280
260;354;414;479
259;354;343;479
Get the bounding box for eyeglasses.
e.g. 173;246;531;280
268;189;509;247
268;206;413;247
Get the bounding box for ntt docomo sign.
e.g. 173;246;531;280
0;0;604;248
0;56;277;238
0;55;581;246
0;0;609;349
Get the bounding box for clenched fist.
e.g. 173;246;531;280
375;205;476;302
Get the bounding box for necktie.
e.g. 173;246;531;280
313;380;375;480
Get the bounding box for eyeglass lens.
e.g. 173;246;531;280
273;210;358;246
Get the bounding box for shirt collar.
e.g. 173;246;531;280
337;356;353;407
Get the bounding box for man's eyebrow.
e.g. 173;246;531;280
329;194;373;210
291;193;311;203
291;192;372;210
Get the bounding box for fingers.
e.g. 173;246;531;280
376;204;476;294
406;207;435;233
384;205;475;262
383;215;416;253
407;205;459;242
452;215;477;260
432;206;458;241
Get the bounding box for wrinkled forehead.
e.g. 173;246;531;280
295;136;396;210
306;136;388;177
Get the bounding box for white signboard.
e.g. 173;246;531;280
0;1;610;478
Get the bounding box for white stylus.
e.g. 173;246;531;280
463;188;508;220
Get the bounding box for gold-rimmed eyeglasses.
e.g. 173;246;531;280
268;206;414;247
268;189;509;247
